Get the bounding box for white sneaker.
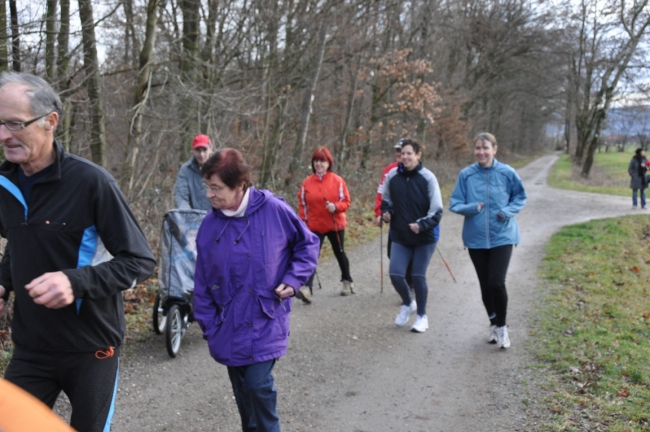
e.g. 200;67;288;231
395;301;416;327
488;325;498;344
497;325;510;349
411;315;429;333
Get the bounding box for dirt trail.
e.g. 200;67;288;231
107;153;640;431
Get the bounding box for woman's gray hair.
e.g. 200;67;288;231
473;132;497;147
0;72;63;119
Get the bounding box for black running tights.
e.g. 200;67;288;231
468;245;513;328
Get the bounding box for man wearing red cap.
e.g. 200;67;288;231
174;134;214;210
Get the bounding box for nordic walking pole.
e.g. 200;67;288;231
314;269;323;291
380;220;384;293
437;246;457;283
326;200;343;254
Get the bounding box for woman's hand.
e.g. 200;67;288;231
477;203;483;212
409;223;420;234
275;283;295;299
382;212;391;223
325;201;336;214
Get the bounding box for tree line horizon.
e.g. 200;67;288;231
1;0;649;242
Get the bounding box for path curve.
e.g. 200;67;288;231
109;153;640;431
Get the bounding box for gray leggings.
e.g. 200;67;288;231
389;241;436;316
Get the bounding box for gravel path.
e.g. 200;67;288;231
101;153;639;431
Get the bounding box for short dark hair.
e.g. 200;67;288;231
399;138;423;155
201;148;252;190
311;147;334;173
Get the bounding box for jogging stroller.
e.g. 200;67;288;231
152;209;206;357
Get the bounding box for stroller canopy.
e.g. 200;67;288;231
158;209;207;299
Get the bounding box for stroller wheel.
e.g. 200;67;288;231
165;305;183;358
152;292;166;335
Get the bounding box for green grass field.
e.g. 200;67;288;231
547;150;632;197
532;148;650;431
533;216;650;431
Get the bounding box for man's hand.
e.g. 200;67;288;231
409;223;420;234
0;285;5;315
382;212;391;223
25;272;74;309
274;283;295;299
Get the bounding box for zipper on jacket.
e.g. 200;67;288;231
484;169;490;248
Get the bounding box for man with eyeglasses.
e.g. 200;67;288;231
0;72;156;431
174;134;214;210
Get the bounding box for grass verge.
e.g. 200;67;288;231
532;215;650;431
547;151;631;197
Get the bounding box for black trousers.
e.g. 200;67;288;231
306;229;353;288
468;245;513;327
5;344;120;432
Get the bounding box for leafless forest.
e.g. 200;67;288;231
2;0;650;242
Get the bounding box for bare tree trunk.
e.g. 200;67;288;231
0;0;7;71
9;0;20;72
45;0;57;80
122;0;160;194
259;0;280;189
122;0;140;67
179;0;201;163
78;0;107;167
339;56;361;166
56;0;72;151
286;20;328;186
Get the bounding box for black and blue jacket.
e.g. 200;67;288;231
381;162;443;246
0;141;155;352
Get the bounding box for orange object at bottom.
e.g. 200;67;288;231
0;378;75;432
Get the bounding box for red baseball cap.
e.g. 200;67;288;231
192;134;211;149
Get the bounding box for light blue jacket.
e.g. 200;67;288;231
449;159;527;249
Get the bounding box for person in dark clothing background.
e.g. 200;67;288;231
0;72;155;431
628;147;648;209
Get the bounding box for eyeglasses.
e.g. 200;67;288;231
203;183;222;193
0;113;50;131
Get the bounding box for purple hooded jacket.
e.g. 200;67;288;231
193;187;319;366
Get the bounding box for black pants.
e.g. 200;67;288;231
306;230;353;288
4;344;120;432
468;245;513;328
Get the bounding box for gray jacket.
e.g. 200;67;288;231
174;157;212;211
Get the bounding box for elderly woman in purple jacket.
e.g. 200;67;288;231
194;148;319;432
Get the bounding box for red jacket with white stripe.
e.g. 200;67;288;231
298;171;350;234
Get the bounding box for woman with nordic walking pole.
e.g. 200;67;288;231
298;147;355;300
381;138;443;333
449;132;527;349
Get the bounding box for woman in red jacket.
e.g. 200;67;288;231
298;147;355;300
